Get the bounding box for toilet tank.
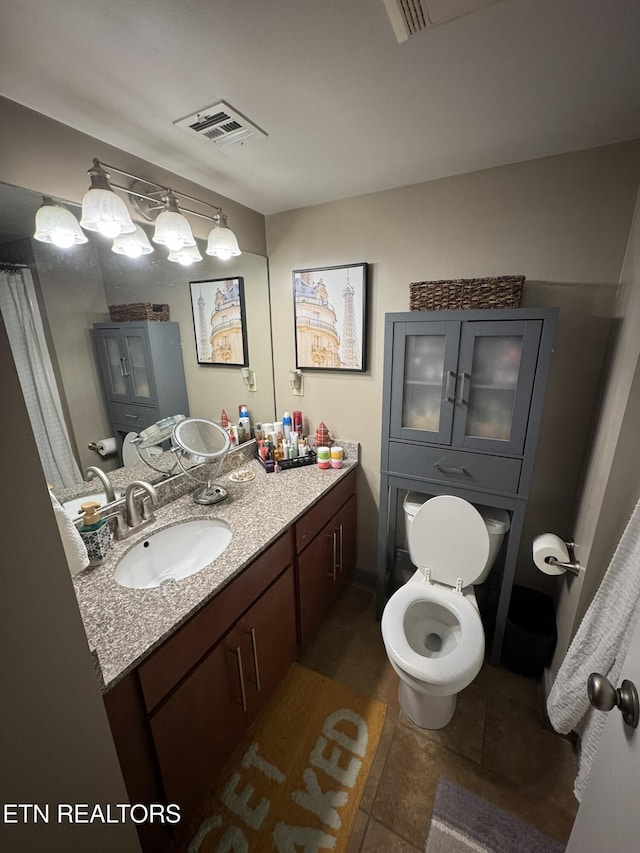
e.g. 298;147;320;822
402;493;510;584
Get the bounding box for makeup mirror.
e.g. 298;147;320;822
171;418;231;505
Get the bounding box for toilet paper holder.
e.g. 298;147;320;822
545;539;581;576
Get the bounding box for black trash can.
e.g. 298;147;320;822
502;584;557;678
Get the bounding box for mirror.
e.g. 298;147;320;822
0;180;276;503
172;417;231;506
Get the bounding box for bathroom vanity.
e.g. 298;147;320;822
74;458;357;851
377;307;557;665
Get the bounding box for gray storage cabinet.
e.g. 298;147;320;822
377;307;557;665
93;321;189;460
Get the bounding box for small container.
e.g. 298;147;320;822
330;445;343;469
79;501;110;565
273;421;283;436
238;404;251;440
282;411;292;440
293;411;303;433
316;446;330;469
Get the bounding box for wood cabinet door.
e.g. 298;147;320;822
334;493;357;587
297;517;341;647
239;566;297;723
150;636;246;826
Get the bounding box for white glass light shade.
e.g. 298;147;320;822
206;223;241;260
111;225;154;258
152;210;196;252
34;202;88;248
80;188;136;237
167;244;203;265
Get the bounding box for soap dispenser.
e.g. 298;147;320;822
79;501;111;565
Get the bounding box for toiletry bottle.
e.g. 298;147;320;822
79;501;111;565
238;404;251;440
293;410;303;433
282;411;292;439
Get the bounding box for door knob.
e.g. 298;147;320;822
587;672;640;728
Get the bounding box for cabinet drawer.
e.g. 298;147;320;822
109;401;159;429
295;468;356;554
138;530;293;712
388;442;521;494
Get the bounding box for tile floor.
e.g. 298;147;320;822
297;582;579;852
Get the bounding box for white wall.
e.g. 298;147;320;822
550;187;640;680
266;143;640;608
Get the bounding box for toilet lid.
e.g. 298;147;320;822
408;495;490;588
122;432;164;466
122;432;142;466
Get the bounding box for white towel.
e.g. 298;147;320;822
547;497;640;801
49;490;90;576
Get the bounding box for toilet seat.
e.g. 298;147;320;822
382;581;484;686
408;495;490;588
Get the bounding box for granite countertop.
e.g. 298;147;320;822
73;444;358;693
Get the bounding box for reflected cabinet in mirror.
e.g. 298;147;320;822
0;180;275;502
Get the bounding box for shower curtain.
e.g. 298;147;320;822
0;267;82;488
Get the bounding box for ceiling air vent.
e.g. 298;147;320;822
383;0;504;43
174;101;267;148
383;0;428;42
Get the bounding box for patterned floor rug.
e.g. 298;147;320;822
184;663;387;852
426;777;566;853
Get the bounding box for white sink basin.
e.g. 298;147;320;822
114;519;232;589
63;492;107;520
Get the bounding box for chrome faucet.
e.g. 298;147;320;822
125;480;159;528
85;466;117;503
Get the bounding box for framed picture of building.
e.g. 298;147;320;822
189;277;248;366
293;262;368;372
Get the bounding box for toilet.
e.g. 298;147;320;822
381;493;510;729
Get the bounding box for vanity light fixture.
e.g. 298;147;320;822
80;159;136;238
167;243;203;265
241;366;257;391
33;158;241;261
111;225;154;258
152;190;196;252
290;368;304;396
33;196;88;248
206;212;241;260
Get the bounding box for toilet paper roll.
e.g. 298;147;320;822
532;533;570;575
95;437;117;457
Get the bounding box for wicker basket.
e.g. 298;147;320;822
409;275;525;311
109;303;170;322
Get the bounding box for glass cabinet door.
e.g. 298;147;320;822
95;328;129;401
452;320;542;454
122;329;155;403
389;321;460;443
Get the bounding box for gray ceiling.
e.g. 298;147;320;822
2;0;639;215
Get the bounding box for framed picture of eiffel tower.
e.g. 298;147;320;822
293;262;368;372
189;276;248;366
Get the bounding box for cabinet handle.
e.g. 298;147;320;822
124;412;140;420
444;370;456;404
230;646;247;712
247;627;262;692
325;531;337;581
336;524;343;573
121;356;131;377
433;460;470;477
457;372;470;405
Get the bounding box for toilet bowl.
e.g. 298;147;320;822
381;494;510;729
